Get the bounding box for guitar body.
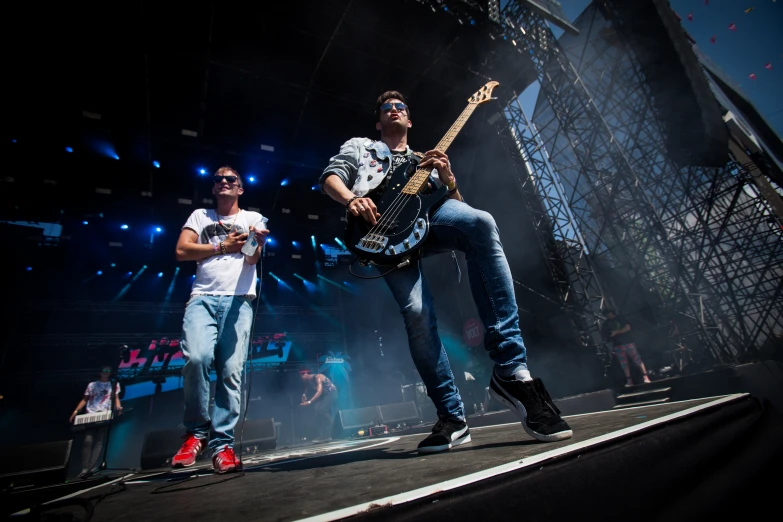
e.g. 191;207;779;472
344;158;448;267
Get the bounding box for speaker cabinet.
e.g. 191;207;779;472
379;401;420;424
339;406;382;430
0;440;72;489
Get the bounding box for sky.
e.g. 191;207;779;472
518;0;782;138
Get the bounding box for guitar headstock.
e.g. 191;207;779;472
467;81;500;105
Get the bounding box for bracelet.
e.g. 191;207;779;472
445;178;457;191
220;241;227;254
346;195;360;208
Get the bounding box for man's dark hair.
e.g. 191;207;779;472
215;166;243;188
375;90;410;120
604;309;616;316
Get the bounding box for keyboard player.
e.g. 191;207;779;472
69;365;123;478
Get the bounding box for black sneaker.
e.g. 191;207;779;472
489;373;573;442
417;417;471;454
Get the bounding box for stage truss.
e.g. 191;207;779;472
417;0;782;369
488;0;782;368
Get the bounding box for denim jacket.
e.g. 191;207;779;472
319;137;443;197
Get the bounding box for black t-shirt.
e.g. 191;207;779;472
389;150;409;178
602;315;633;346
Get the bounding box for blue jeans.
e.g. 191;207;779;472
384;199;528;421
180;295;253;452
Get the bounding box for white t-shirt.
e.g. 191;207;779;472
84;381;121;413
183;209;265;297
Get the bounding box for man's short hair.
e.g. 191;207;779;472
215;166;242;188
375;90;410;120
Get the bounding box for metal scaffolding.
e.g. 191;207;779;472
489;0;782;367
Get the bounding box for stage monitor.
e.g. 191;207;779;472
521;0;579;35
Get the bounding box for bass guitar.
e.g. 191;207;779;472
343;81;499;267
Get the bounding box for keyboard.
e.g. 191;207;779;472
72;411;113;430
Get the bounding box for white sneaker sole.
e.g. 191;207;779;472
489;378;573;442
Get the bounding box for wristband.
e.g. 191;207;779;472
445;177;457;191
346;195;360;208
212;242;220;255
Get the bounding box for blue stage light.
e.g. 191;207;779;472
157;272;163;277
280;179;289;186
311;185;318;191
292;241;298;247
155;227;162;233
153;161;160;168
26;266;32;271
191;274;196;278
82;221;88;225
121;224;129;230
248;176;255;183
65;146;74;153
267;237;273;244
111;263;116;267
127;271;133;276
199;168;206;175
11;139;17;143
97;270;103;276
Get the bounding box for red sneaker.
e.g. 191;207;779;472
171;433;206;468
212;445;242;474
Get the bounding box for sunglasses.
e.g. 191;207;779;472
380;102;407;113
212;175;238;185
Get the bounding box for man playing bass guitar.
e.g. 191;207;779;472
319;90;572;454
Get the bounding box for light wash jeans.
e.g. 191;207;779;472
384;199;528;422
180;295;253;452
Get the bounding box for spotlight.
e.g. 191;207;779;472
65;146;74;153
82;221;88;225
111;263;116;267
26;266;32;271
155;226;162;233
127;271;133;276
113;154;120;160
280;179;288;186
311;185;318;191
267;238;273;244
157;272;163;277
191;274;196;278
248;176;256;183
334;237;347;250
97;270;103;275
120;224;129;230
153;161;161;168
199;168;206;175
11;139;17;143
292;241;299;247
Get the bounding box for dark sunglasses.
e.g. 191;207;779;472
380;102;407;113
212;175;238;185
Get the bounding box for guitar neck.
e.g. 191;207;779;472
402;104;479;196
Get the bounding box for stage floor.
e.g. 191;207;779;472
16;394;749;522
